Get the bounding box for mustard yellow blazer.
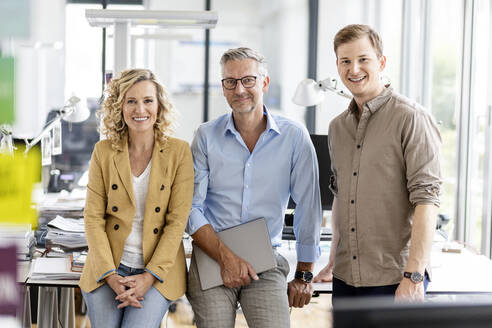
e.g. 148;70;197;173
79;135;194;301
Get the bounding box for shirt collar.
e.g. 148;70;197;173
349;86;393;116
264;106;281;134
224;106;281;135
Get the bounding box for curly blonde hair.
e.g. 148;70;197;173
98;69;175;150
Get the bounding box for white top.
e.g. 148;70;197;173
120;159;152;269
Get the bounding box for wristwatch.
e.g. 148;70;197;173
295;270;314;283
403;271;424;284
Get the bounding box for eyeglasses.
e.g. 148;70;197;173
221;75;258;90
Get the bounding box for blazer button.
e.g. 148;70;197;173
112;184;118;190
153;228;159;234
114;224;119;230
155;207;161;213
160;184;165;191
112;206;118;212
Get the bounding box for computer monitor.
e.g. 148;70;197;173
333;296;492;328
286;134;333;213
310;134;333;211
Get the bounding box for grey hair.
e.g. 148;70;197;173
220;47;268;77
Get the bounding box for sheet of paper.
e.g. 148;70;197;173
31;257;81;280
32;257;69;274
47;216;85;233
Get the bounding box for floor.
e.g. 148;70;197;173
65;292;333;328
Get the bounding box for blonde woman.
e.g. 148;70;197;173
79;69;193;327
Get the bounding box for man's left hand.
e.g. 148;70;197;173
287;279;313;308
395;278;424;302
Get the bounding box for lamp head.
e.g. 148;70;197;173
293;77;352;107
62;95;90;123
292;78;326;107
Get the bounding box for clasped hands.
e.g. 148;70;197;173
106;271;155;309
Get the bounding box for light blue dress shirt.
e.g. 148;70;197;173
187;108;322;262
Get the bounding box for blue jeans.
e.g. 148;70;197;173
81;263;172;328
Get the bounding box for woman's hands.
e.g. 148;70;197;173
105;274;127;296
106;271;155;309
114;272;156;309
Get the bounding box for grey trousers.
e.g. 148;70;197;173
186;251;291;328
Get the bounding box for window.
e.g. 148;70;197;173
210;0;309;125
377;0;402;92
58;2;143;191
428;0;462;240
146;0;205;143
65;3;102;99
315;0;403;133
465;0;491;252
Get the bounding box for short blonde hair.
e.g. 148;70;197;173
98;69;175;150
334;24;384;58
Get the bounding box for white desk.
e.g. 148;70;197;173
19;239;492;328
428;242;492;294
19;259;78;328
16;261;31;328
278;240;492;295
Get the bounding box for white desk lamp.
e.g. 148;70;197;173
23;95;90;154
292;77;352;107
0;125;14;155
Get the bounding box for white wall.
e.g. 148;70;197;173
11;0;65;139
143;0;309;143
315;0;366;134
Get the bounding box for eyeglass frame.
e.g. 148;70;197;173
221;75;263;90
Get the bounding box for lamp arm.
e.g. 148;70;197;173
23;105;74;154
0;125;15;155
24;114;61;154
318;78;352;100
0;125;11;136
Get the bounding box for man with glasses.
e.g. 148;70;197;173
186;47;322;327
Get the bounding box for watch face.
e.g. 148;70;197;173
410;272;423;283
295;271;314;283
304;271;314;283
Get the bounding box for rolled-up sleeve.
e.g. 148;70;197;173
327;128;338;197
186;127;211;235
403;110;442;207
290;127;322;262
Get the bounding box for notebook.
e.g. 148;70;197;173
193;218;276;290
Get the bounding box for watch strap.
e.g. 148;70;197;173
403;271;424;283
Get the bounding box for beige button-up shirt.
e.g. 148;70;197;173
329;87;442;287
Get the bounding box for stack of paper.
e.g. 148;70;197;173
31;257;81;280
70;251;87;272
0;225;35;261
45;216;87;250
37;191;85;219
